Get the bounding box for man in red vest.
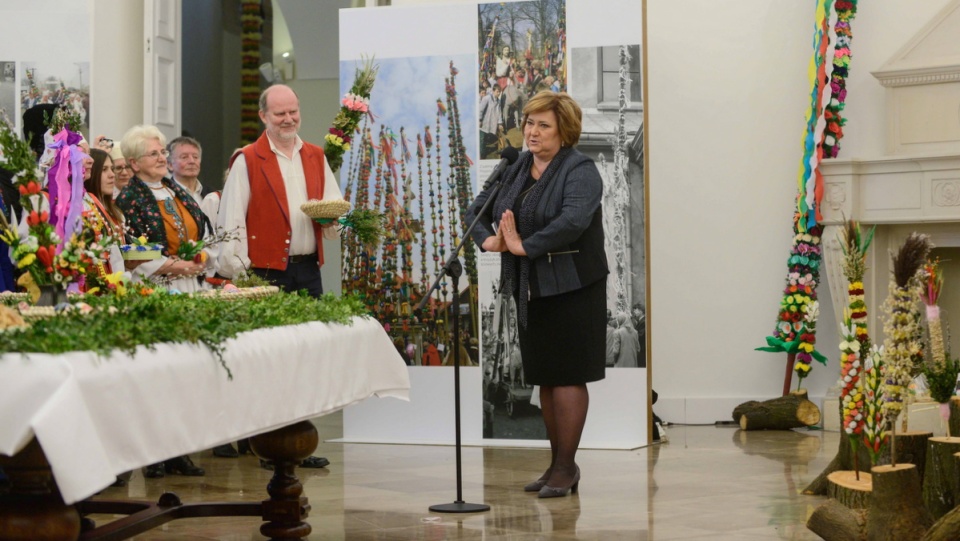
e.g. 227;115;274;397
218;84;342;469
218;84;342;296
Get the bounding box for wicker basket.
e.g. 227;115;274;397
300;199;351;224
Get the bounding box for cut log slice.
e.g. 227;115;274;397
867;464;934;541
827;470;872;509
924;456;960;541
805;431;932;496
733;390;821;431
807;499;867;541
922;437;960;520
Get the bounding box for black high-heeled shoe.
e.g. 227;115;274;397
164;455;205;476
538;466;580;499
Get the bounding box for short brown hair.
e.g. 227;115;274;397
522;91;582;147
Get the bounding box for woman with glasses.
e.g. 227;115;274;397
115;125;216;297
95;135;134;192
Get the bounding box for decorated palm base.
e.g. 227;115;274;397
805;431;933;496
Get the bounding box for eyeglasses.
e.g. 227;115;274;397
142;149;170;160
111;165;132;174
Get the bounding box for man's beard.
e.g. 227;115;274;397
273;125;298;141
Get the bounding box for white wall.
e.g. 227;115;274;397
90;0;144;141
647;0;955;423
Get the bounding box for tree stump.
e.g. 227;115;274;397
867;464;933;541
921;437;960;519
805;431;932;496
807;499;868;541
828;470;872;509
732;390;821;431
948;397;960;439
922;455;960;541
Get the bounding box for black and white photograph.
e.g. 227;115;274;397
571;43;645;370
0;61;15;128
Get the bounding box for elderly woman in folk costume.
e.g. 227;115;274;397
115;125;217;294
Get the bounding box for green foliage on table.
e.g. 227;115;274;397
231;271;271;289
0;292;369;379
924;358;960;404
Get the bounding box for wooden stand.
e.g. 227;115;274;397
807;499;867;541
805;431;932;495
948;397;960;441
1;420;320;541
0;440;80;541
867;464;933;541
827;470;872;509
732;390;821;431
921;437;960;519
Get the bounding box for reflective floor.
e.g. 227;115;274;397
89;417;835;540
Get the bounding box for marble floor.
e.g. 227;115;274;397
88;417;836;540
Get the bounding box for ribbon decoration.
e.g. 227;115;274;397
45;128;88;254
796;0;834;232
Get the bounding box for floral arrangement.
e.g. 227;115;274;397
861;345;887;465
239;0;262;144
839;220;875;349
760;0;856;394
881;233;930;433
919;259;959;433
757;220;828;391
177;239;206;263
839;316;865;437
921;260;947;367
0;121;92;295
325;57;378;173
821;0;858;159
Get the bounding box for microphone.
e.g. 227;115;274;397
482;146;520;190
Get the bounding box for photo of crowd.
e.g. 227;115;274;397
20;61;90;137
477;0;566;159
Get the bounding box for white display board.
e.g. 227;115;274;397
338;0;649;450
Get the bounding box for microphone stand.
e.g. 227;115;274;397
419;178;506;514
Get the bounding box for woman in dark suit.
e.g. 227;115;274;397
466;91;607;498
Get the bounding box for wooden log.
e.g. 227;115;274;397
867;464;933;541
807;499;868;541
805;431;932;496
921;437;960;519
828;470;873;509
948;397;960;439
733;390;821;431
922;453;960;541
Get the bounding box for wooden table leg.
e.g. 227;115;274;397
0;439;81;541
249;420;319;540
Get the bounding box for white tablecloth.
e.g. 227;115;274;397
0;316;410;504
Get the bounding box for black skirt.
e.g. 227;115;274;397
517;277;607;386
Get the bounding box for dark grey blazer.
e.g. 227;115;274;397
466;148;608;299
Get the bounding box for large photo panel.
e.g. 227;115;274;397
341;0;649;449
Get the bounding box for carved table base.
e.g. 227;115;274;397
0;420;320;541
